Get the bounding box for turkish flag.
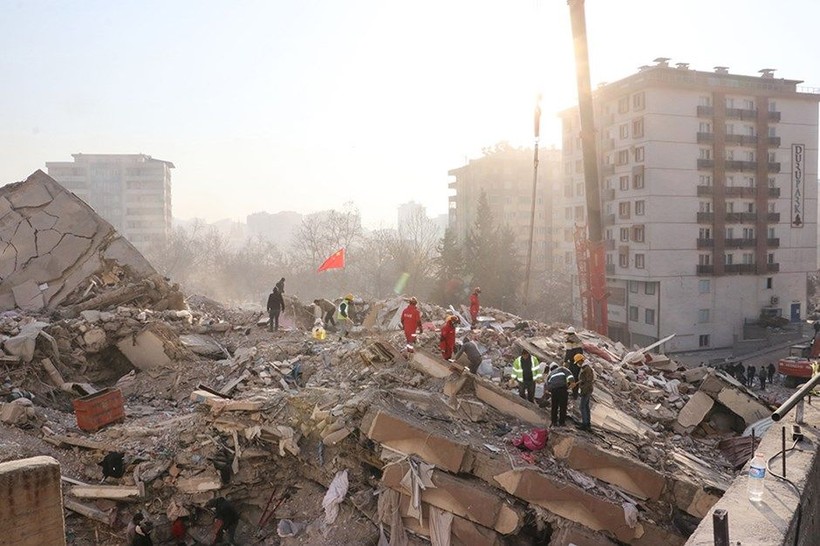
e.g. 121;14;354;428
318;248;345;272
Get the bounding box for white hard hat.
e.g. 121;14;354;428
565;326;576;334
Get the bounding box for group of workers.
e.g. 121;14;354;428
126;497;239;545
266;279;357;341
722;361;777;390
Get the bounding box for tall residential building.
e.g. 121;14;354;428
448;144;562;273
558;61;819;351
397;201;446;240
46;154;173;251
246;210;304;248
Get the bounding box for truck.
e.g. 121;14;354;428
777;323;820;387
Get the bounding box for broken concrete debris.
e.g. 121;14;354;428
0;174;773;544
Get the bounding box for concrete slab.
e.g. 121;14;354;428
473;379;548;427
12;279;44;311
0;456;66;546
674;391;715;433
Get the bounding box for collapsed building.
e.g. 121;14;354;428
0;172;777;545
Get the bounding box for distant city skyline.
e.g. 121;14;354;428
2;1;819;229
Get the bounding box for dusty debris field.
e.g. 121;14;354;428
0;172;797;545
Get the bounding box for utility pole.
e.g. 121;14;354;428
567;0;608;335
523;95;542;306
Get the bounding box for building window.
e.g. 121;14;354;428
620;227;630;241
635;253;645;268
575;206;584;220
699;279;710;293
726;227;734;239
699;227;712;239
726;123;735;135
618;201;631;218
699;334;710;347
619;175;629;190
768;151;777;162
726;149;735;160
634;146;644;162
766;277;773;289
699;254;711;266
745;150;755;162
699;121;712;133
768;227;775;238
633;118;644;138
632;92;645;110
768;127;777;137
727;175;736;187
699;201;712;213
745;125;755;136
768;177;776;188
768;202;776;213
645;282;656;295
699;175;712;186
698;309;710;323
618;96;629;113
619;124;629;139
699;148;712;160
629;280;638;293
743;227;754;239
745;176;755;187
633;225;645;242
635;200;645;215
725;97;735;109
768;253;775;264
769;101;777;112
744;99;754;110
699;95;712;107
727;202;735;213
633;173;644;189
725;253;734;265
617;150;629;165
564;208;572;220
742;253;754;264
576;183;584;196
645;309;655;325
619;254;629;268
629;306;639;321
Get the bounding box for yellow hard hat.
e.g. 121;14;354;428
345;293;354;300
573;353;585;363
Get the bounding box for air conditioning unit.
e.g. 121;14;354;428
770;296;779;305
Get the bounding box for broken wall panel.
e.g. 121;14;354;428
0;171;159;312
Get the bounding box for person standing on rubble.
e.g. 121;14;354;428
266;286;285;332
512;348;541;403
439;315;460;360
546;362;575;427
454;334;483;373
573;354;594;431
313;298;337;329
400;297;423;348
276;277;286;294
336;294;355;340
746;365;756;388
563;327;584;398
469;287;481;328
758;365;767;390
767;362;776;384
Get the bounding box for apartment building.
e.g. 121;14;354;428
558;61;820;352
448;144;562;274
46;154;174;252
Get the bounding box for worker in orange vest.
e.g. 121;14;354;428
469;287;481;328
400;297;423;347
439;315;460;359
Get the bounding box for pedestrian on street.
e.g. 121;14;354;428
469;287;481;328
573;354;595;431
400;297;423;347
758;365;767;390
453;335;483;373
746;365;756;388
266;286;285;332
512;348;541;403
439;315;460;360
546;362;575;427
313;298;337;330
336;294;355;340
563;327;583;398
767;362;776;384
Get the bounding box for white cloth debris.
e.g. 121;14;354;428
322;469;349;524
429;506;453;546
399;458;436;524
623;502;639;528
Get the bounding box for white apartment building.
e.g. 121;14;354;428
46;154;174;252
558;61;820;352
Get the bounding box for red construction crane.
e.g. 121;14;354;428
567;0;608;336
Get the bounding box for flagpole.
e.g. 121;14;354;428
523;95;541;306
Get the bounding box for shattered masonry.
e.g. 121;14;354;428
0;171;778;545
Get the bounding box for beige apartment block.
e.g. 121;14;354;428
558;61;820;351
46;153;174;252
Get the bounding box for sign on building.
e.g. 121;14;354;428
791;144;805;227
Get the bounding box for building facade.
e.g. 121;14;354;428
558;62;820;352
46;154;173;252
448;144;562;274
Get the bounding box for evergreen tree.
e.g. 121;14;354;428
432;228;465;306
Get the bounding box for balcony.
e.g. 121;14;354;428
767;212;781;223
697;132;715;143
697;265;714;275
697;238;714;248
768;263;780;272
602;188;615;201
725;263;757;274
606;264;615;275
768;136;781;147
725;238;756;248
768;238;780;247
768;162;781;173
697;185;714;196
725;212;758;223
697;105;714;117
725;160;758;172
725;134;758;146
697;159;715;170
604;214;616;226
726;107;758;120
602;164;615;175
768;111;781;122
768;187;781;198
697;212;714;223
725;186;757;198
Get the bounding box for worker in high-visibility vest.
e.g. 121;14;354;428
511;348;542;403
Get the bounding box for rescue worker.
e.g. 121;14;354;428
767;362;776;384
469;287;481;328
439;315;460;360
400;297;423;347
573;354;594;431
546;362;575;427
453;335;483;373
563;327;584;398
758;365;767;390
746;365;756;388
127;512;144;544
511;348;541;403
275;277;286;294
266;286;285;332
336;294;355;341
313;298;337;330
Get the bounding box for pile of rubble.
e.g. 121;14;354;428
0;172;779;546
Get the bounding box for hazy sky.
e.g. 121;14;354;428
2;0;818;228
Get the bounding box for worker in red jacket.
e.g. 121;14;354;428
439;315;460;359
400;297;423;346
469;287;481;328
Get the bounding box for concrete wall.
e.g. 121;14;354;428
0;456;66;546
686;399;820;545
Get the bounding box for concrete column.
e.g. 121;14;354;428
0;456;66;546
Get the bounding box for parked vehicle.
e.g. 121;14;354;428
777;323;820;387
